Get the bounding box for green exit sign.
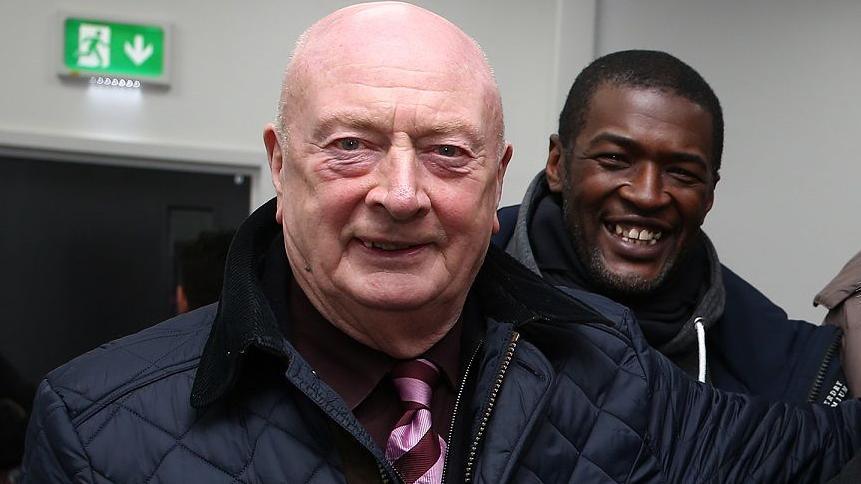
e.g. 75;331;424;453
59;15;171;85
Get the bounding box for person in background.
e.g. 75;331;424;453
175;231;234;314
816;250;861;399
495;50;853;406
19;5;861;483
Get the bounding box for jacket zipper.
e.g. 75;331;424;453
462;331;520;483
377;330;520;483
377;462;392;483
439;340;486;484
377;342;487;484
807;333;842;403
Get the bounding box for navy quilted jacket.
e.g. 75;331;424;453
21;200;861;483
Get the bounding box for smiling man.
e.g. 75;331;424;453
496;49;850;405
21;10;861;484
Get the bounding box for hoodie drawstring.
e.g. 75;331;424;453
694;317;707;383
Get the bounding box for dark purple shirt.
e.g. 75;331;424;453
287;278;461;450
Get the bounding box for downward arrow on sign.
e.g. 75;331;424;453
124;34;154;66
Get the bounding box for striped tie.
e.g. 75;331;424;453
385;358;446;484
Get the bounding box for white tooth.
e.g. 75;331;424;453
655;232;662;240
615;224;623;235
628;228;640;239
639;230;652;241
622;236;630;242
649;239;656;245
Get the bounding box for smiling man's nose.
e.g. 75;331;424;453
619;163;671;211
365;149;431;220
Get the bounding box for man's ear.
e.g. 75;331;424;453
703;171;719;215
545;134;565;193
704;188;715;216
263;123;285;223
491;143;514;234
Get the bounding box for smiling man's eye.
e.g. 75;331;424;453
598;153;624;162
667;166;703;183
338;138;362;150
594;153;629;168
436;145;462;157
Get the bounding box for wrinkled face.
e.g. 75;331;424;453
266;56;509;316
546;84;716;294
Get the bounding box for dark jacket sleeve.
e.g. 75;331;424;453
20;379;93;483
631;309;861;483
719;266;848;405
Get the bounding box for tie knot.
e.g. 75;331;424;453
391;358;440;407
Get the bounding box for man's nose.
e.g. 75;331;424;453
618;163;671;211
365;148;431;220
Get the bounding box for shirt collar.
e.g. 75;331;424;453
285;275;462;410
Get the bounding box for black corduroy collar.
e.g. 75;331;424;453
190;198;610;409
190;199;288;408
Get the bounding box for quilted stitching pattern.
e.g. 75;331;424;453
25;300;861;483
505;321;663;483
31;306;349;483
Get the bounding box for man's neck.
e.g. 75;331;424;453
294;278;465;359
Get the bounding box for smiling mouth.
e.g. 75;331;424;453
360;240;422;251
605;223;663;246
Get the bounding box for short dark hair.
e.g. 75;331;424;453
558;50;724;177
177;231;234;311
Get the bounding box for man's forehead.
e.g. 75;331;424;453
311;107;487;144
584;85;713;136
318;62;476;92
301;36;480;90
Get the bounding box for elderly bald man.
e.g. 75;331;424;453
20;3;861;483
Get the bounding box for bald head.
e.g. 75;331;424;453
276;2;504;154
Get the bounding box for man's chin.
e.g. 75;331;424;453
353;292;436;311
596;272;661;296
588;254;672;297
340;279;444;312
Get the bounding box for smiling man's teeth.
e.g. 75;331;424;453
608;223;663;244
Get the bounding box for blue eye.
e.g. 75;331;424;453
338;138;361;150
436;145;462;157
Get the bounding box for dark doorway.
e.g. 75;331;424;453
0;156;251;385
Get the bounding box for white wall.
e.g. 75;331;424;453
595;0;861;322
0;0;595;209
4;0;853;322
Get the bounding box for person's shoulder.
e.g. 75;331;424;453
480;246;648;369
720;264;782;308
714;263;843;402
718;262;837;337
41;304;217;421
